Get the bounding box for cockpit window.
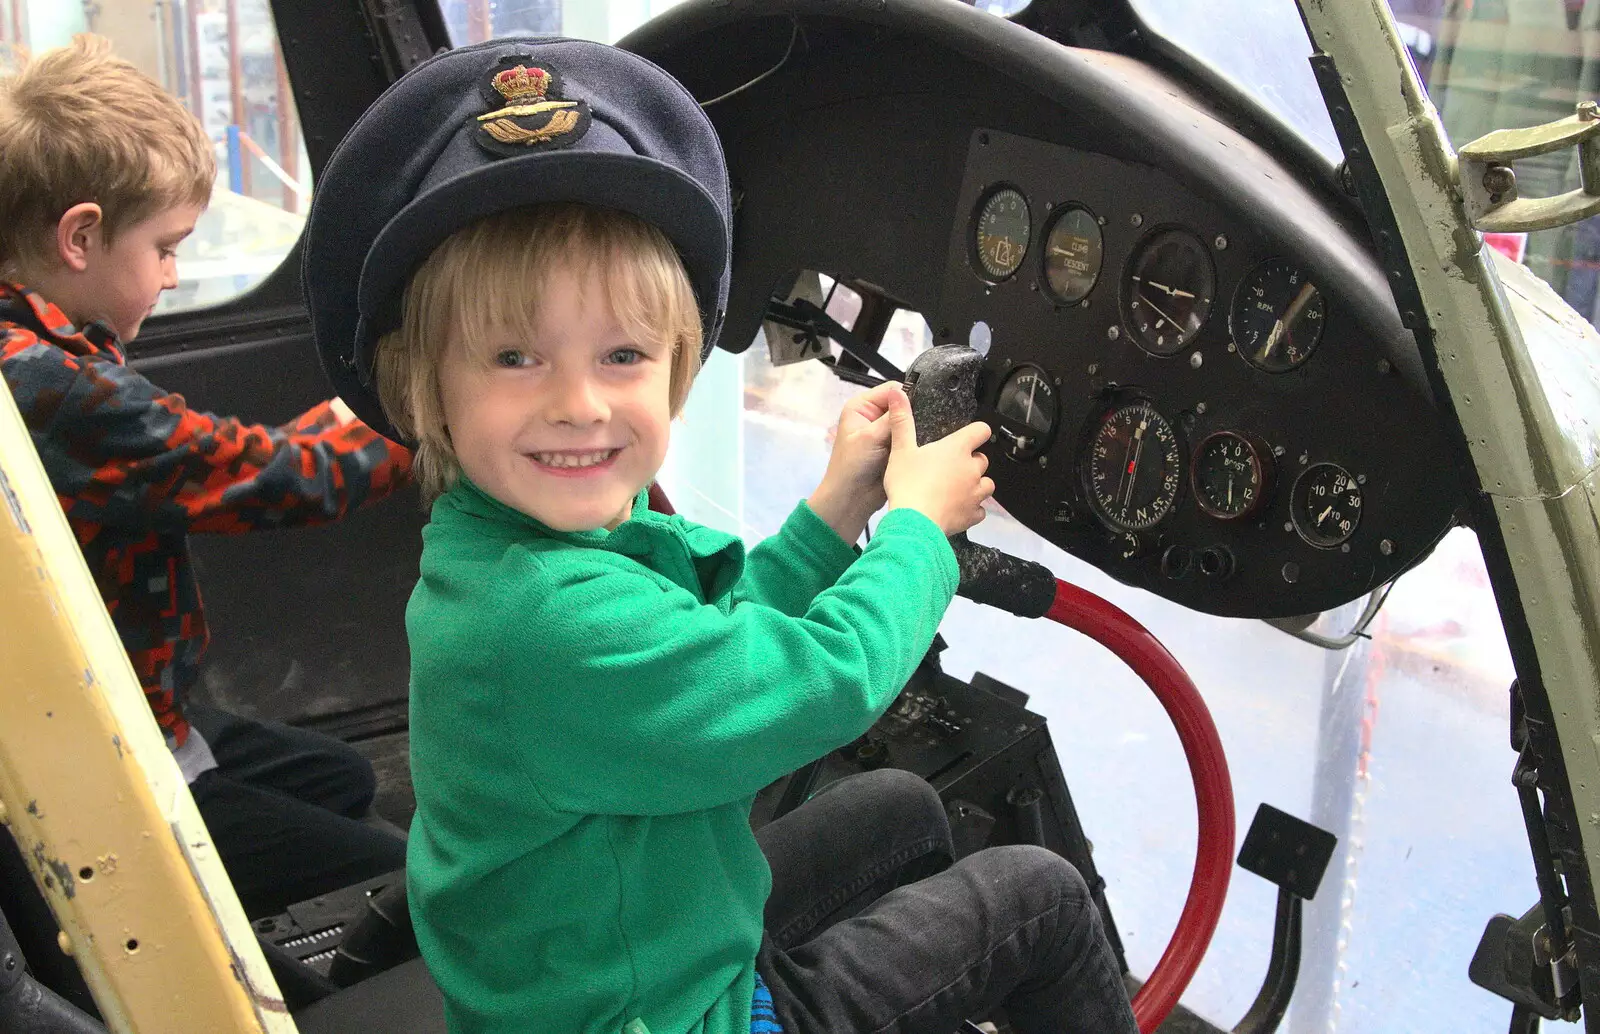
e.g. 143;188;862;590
0;0;312;317
1386;0;1600;339
440;0;686;45
1124;0;1343;163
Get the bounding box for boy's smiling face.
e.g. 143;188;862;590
438;264;673;532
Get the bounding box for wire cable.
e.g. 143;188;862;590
700;17;802;108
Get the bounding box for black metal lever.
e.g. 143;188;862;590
1232;803;1338;1034
901;344;1056;619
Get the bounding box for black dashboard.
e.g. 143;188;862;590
936;128;1459;618
626;0;1466;621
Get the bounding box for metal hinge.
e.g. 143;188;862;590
1458;101;1600;233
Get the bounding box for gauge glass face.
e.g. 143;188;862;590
1084;401;1183;531
994;365;1058;459
1232;259;1327;372
1291;463;1362;548
1041;206;1103;304
1192;431;1269;520
972;187;1030;281
1124;230;1215;356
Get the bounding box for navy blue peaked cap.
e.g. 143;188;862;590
303;37;732;442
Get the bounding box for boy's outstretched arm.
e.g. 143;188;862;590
2;335;412;533
417;508;959;819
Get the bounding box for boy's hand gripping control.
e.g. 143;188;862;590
899;343;1235;1034
900;344;1056;618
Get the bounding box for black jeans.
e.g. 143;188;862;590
0;705;406;1015
755;769;1137;1034
186;703;407;918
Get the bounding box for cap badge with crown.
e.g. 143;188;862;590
473;57;591;156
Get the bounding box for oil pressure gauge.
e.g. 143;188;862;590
1291;463;1362;548
993;365;1058;459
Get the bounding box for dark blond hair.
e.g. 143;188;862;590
373;203;704;501
0;34;215;274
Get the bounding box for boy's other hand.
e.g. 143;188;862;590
330;397;358;426
883;389;993;537
807;381;903;543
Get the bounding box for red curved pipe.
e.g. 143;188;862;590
1045;578;1235;1034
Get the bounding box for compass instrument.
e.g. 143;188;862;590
1084;400;1183;530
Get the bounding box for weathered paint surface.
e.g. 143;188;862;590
0;344;297;1030
1298;0;1600;1011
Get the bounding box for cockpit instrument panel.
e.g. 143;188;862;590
935;129;1459;619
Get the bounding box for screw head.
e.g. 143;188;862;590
1214;234;1229;250
1380;538;1395;556
1482;164;1517;197
1107;326;1120;341
1130;213;1144;227
1195;401;1208;415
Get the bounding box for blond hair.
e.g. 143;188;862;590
374;203;704;501
0;34;215;274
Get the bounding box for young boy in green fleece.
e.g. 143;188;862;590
303;36;1138;1034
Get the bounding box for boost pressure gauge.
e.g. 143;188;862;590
1192;431;1273;521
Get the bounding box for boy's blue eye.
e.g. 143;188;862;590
493;349;528;368
607;348;644;365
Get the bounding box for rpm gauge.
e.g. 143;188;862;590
1232;258;1327;373
1084;400;1183;531
1123;229;1216;356
1191;431;1274;521
972;187;1031;281
994;365;1058;459
1291;463;1363;548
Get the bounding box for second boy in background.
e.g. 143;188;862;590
0;34;413;958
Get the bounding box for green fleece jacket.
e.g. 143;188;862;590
406;478;959;1034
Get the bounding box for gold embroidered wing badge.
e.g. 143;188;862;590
473;59;592;157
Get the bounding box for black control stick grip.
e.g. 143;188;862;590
902;345;1058;619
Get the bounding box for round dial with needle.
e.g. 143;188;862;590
1040;206;1103;304
1291;463;1363;548
971;187;1031;281
1123;229;1216;356
1084;400;1183;531
1191;431;1274;521
1231;258;1327;373
993;365;1059;459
